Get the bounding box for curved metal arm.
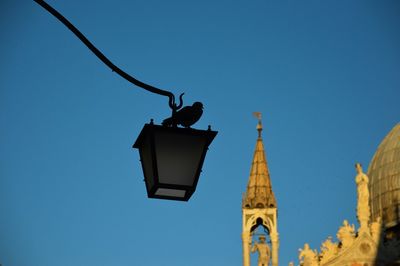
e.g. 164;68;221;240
34;0;182;111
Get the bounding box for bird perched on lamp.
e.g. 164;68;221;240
162;102;203;128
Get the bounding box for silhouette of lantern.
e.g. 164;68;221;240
133;122;217;201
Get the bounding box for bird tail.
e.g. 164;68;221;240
162;117;173;126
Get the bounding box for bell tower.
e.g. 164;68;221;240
242;113;279;266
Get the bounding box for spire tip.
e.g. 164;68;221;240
253;112;263;138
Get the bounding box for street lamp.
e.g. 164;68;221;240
34;0;217;201
134;122;216;201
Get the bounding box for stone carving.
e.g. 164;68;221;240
336;220;356;249
369;216;382;244
359;242;372;254
299;243;319;266
355;163;370;231
319;236;338;264
251;235;271;266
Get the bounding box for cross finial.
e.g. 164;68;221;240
253;112;263;138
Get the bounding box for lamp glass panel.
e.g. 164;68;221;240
154;188;186;198
140;135;155;190
154;131;207;186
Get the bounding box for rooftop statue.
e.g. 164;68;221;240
355;163;371;232
299;243;319;266
251;235;271;266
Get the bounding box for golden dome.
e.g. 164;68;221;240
368;123;400;229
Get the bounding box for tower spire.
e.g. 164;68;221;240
242;113;279;266
243;113;276;209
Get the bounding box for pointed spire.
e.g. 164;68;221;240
243;113;277;209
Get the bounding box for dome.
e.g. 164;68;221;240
368;123;400;229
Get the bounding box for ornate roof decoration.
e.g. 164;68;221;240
292;123;400;266
297;165;400;266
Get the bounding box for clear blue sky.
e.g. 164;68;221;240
1;1;399;265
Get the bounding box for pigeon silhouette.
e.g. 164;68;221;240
162;102;203;128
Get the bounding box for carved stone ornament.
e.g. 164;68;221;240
359;242;371;254
319;236;338;264
299;243;319;266
369;217;382;244
336;220;356;250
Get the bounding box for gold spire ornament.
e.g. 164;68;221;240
253;112;262;138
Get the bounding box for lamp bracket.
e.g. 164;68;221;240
34;0;185;114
